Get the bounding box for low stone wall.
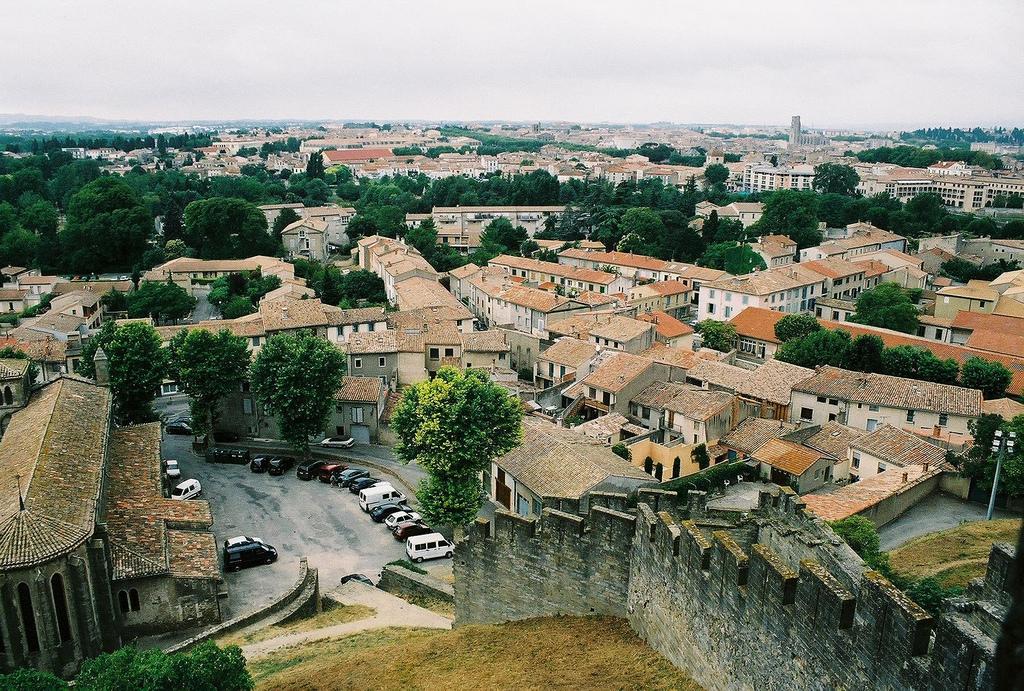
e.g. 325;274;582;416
164;557;318;654
377;564;454;604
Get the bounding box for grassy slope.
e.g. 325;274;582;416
888;518;1022;587
250;616;700;691
216;599;375;648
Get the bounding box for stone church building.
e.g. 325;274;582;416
0;376;222;678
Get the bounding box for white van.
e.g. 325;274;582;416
405;532;453;562
358;483;405;512
171;479;202;500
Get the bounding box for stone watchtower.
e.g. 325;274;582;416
92;346;109;386
790;115;802;148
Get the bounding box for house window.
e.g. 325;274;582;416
938;413;949;427
444;348;454;357
852;452;860;469
118;590;130;614
352;407;364;423
354;358;362;369
51;573;72;644
379;356;386;368
868;404;879;412
429;348;439;360
906;410;915;423
800;407;813;421
816;396;826;403
129;589;140;612
867;419;878;431
243;398;253;414
828;399;838;406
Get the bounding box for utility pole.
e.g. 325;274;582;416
987;429;1016;520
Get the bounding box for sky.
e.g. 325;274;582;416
2;0;1022;129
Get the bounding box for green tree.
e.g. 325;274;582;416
703;163;729;185
723;244;766;275
103;322;168;424
222;295;256;318
955;414;1024;499
163;238;189;260
127;281;196;323
75;641;252;691
696;320;736;352
776;329;852;368
305;151;326;180
843;334;885;373
392;367;523;527
813;163;860;195
960;357;1013;399
250;331;346;456
851;282;919;334
830;516;880;557
59;177;152;272
611;443;632;461
272;207;301;234
336;269;387;305
182;197;278;259
480;217;528;256
405;217;439;258
879;345;960;385
168;329;251;443
774;314;821;342
76;320;117;379
0;668;66;690
752;190;820;248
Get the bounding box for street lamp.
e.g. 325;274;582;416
987;429;1016;520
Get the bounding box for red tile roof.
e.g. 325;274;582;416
323;148;393;163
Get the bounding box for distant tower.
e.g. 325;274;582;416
790;116;802;148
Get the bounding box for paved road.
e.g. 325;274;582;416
162;433;412;621
187;286;218;323
878;491;1018;551
241;581;451;658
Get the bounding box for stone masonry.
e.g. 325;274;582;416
454;487;1013;690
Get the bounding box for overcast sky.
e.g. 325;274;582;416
3;0;1021;129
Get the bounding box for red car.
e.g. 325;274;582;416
393;522;433;541
317;462;348;482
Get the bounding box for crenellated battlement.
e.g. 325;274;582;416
455;485;1015;691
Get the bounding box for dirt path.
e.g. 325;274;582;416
242;581;451;658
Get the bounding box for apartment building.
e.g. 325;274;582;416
546;312;656;353
799;223;908;262
934;281;1000;320
626;280;692;316
565;351;669;419
489;255;630;295
857;166;1024;211
741;163;815;193
697;264;826;322
799;258;867;301
790;366;981;437
695;200;764;227
534;336;600;390
280;218;329;261
357;235;438;304
750;235;797;268
848;424;950;480
416;206;565;244
143;256;295;294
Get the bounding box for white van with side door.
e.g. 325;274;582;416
358;483;406;512
405;532;453;562
171;479;202;500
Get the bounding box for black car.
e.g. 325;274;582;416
213;430;240;443
331;466;368;489
223;541;278;571
296;459;328;481
369;501;412;522
268;456;295;476
250;456;271;473
349;477;383;494
340;573;374;586
206;447;251;464
165;420;193;435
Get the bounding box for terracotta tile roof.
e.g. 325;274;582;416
335;376;384;403
558;248;669;272
0;378;110;569
496;417;653;499
323;148;393;162
347;330;398;355
966;330;1024;357
0;358;30;378
328;306;388;327
588;315;654;343
580;352;657;393
794;366;982;418
636;310;692;339
735;359;815;405
686;359;751;392
982;397;1024;419
497;284;576;313
632;381;696;409
380;392;403;424
491;255;617;285
951;311;1024;337
751;438;827;476
789;421;865;459
461;330;508;352
663;388;735;421
0;288;27;301
720;418;797;455
394;276;464;311
539;337;598;368
638;343;711;370
803;465;940;521
800;258;864;280
259;297;330;331
104;424;217;581
852;424;952;471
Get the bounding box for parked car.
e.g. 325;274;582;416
163;459;181;479
250;456;271;473
405;533;453;562
317;462;348;483
334;468;369;487
206;447;250;464
390;518;422;534
223;540;277;571
319;436;355;449
171;479;202;500
296;459;328;480
369;501;412;522
165;420;193;435
268;456;295;476
359;484;406;512
340;573;374;586
223;535;267;549
384;511;422;529
393;522;433;541
213;430;240;443
349;477;384;494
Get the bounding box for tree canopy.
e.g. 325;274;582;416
127;280;196;323
812;163;859;195
102;321;168;425
168;328;251;443
59;177;151;272
850;282;919;334
182;197;278;259
696;320;736;353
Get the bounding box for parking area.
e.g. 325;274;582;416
160;433;448;620
878;491;1017;551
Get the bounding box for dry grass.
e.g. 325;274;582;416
249;616;701;691
217;598;375;647
889;518;1022;587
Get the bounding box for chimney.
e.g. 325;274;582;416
93;346;110;386
923;462;929;472
901;471;908;483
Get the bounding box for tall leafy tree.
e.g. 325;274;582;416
59;177;152;272
103;322;168;424
272;207;301;234
695;320;736;353
127;281;196;323
752;190;821;248
960;357;1013;399
813;163;860;195
305;151;326;180
182;197;278;259
250;331;346;456
168;329;251;443
392;367;523;527
774;314;821;342
850;282;919;334
776;329;852;368
843;334;885;373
